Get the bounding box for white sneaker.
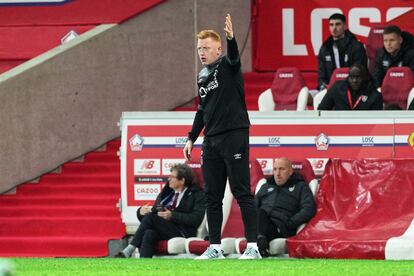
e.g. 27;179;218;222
239;246;262;259
195;246;225;260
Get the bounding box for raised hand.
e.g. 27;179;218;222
224;13;234;40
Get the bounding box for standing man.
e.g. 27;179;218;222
317;13;367;91
115;164;205;258
256;158;316;257
183;14;260;259
372;25;414;87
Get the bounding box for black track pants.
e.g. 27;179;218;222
201;128;257;244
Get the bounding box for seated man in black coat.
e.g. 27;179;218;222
116;163;206;258
318;64;383;110
372;25;414;88
255;157;316;257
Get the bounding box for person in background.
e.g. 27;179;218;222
115;163;205;258
372;25;414;88
183;14;260;260
318;64;383;110
317;13;367;91
255;158;316;257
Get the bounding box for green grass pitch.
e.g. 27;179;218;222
8;258;414;276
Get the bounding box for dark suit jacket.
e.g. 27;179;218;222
137;183;206;238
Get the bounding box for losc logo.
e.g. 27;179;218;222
162;159;186;175
282;6;413;56
268;137;281;145
175;137;188;146
134;159;161;176
362;136;375;146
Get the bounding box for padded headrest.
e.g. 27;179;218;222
327;67;349;90
382;67;414;109
249;159;265;193
365;24;386;61
271;67;306;110
185;161;204;189
290;159;316;184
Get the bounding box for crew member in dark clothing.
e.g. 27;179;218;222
317;13;367;91
256;158;316;257
183;14;260;260
115;163;205;258
318;64;383;110
372;25;414;87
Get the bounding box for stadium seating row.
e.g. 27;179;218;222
258;66;414;111
145;159;318;258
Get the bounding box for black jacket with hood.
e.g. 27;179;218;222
372;31;414;87
317;30;368;90
255;173;316;238
188;37;250;143
137;182;206;238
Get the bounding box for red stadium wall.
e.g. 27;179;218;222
252;0;414;71
0;0;164;73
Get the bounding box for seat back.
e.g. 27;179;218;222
381;67;414;109
186;161;204;189
326;67;350;91
290;159;316;185
257;89;275;111
365;24;386;73
271;67;307;110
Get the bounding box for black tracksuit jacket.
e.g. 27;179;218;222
255;173;316;237
372;31;414;87
188;38;250;143
317;30;368;90
137;183;206;238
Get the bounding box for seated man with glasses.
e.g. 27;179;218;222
116;163;206;258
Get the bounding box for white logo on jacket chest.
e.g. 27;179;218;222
289;186;295;192
199;70;219;98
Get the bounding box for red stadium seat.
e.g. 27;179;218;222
313;67;350;109
365;24;387;73
258;67;309;111
381;66;414;109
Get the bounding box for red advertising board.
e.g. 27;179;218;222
119;111;414;225
252;0;414;71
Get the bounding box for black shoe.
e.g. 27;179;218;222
257;235;270;257
114;251;126;258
